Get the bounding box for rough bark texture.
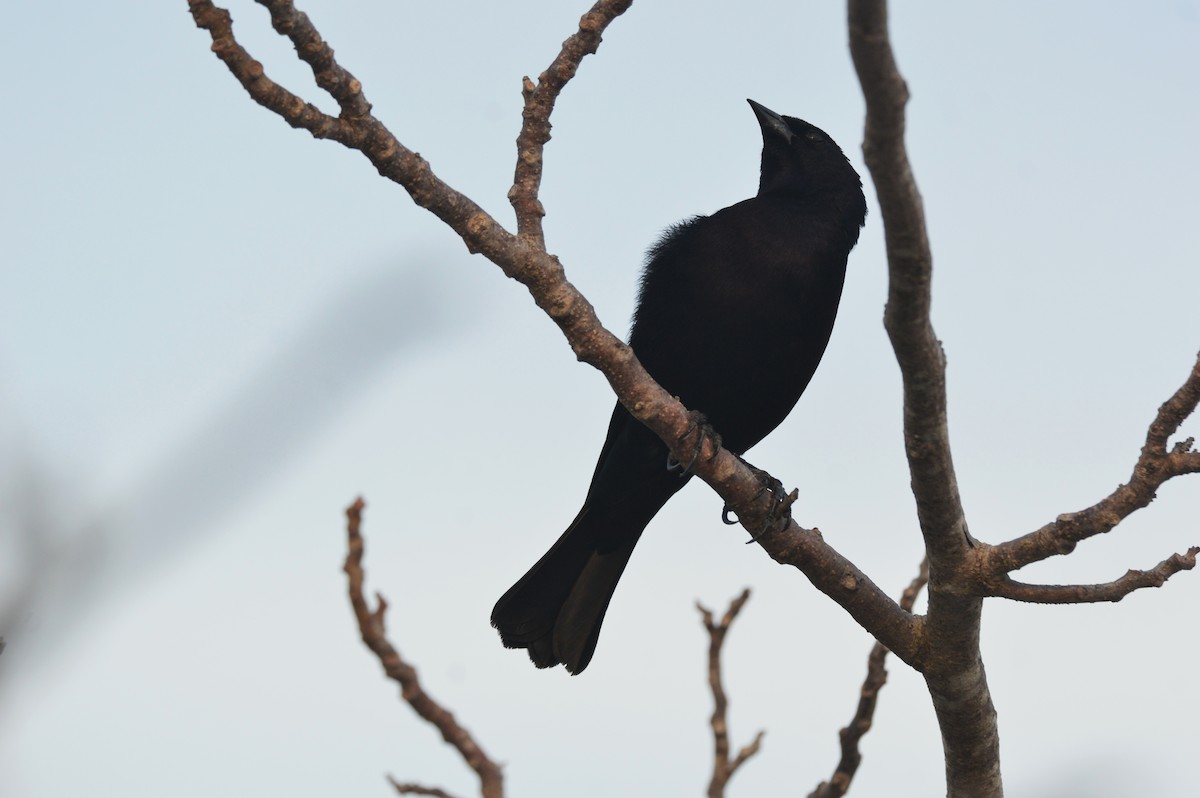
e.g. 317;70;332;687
848;2;1002;795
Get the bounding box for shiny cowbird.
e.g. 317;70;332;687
492;100;867;673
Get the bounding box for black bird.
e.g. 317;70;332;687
491;100;867;674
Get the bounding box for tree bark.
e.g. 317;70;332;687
848;2;1003;794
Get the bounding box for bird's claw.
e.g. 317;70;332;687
666;411;721;477
720;465;797;542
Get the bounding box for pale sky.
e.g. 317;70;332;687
2;1;1198;796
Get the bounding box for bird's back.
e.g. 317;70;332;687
629;193;860;454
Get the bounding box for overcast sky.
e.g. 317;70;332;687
2;1;1198;796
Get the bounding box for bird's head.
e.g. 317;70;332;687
747;99;865;220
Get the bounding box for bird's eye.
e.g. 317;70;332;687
805;132;823;143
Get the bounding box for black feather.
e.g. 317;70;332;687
492;100;867;673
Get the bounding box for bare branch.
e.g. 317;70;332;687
1174;449;1200;473
987;547;1198;604
509;0;633;246
1144;356;1200;455
756;526;923;666
849;2;1000;795
810;560;928;798
387;776;463;798
849;0;968;571
188;2;349;140
255;0;372;119
698;589;764;798
989;351;1200;574
345;499;504;798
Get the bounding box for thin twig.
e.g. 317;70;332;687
698;589;764;798
809;560;929;798
189;1;350;140
509;0;634;246
988;547;1198;604
345;499;504;798
988;352;1200;574
255;0;372;119
386;776;463;798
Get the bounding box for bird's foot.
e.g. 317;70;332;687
721;462;797;541
666;411;721;477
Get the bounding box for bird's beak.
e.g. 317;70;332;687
747;99;794;144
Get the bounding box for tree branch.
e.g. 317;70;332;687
987;547;1198;604
387;777;463;798
848;2;1000;795
848;0;968;573
189;1;351;140
810;559;928;798
255;0;373;119
509;0;634;246
697;589;764;798
188;0;923;666
987;352;1200;574
344;499;505;798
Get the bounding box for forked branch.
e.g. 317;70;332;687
698;590;764;798
510;0;634;245
986;352;1200;577
809;560;928;798
345;499;504;798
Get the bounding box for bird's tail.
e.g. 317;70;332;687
491;506;637;674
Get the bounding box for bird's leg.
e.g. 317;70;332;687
720;460;797;540
747;483;798;542
666;410;722;477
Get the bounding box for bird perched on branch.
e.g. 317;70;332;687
491;100;867;674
